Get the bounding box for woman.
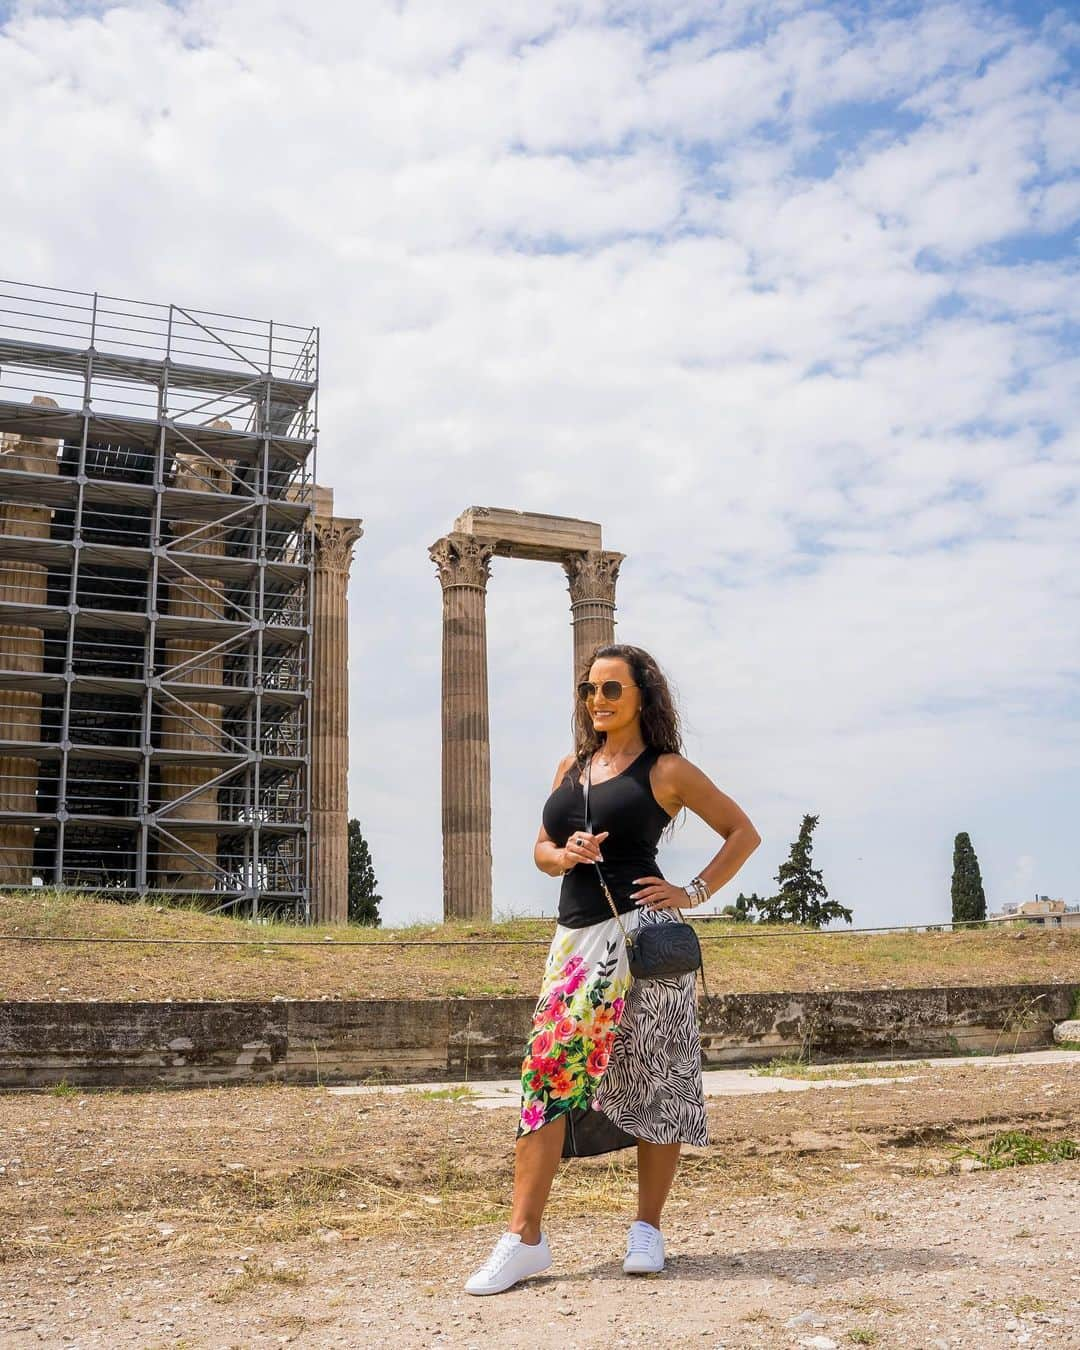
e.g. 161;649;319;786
465;643;760;1295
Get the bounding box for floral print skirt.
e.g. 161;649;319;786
516;908;708;1157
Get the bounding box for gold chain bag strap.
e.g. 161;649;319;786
582;756;706;989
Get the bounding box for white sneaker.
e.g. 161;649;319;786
623;1220;665;1274
464;1232;552;1295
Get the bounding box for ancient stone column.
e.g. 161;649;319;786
0;398;59;884
158;451;230;891
310;508;363;924
430;533;495;922
564;549;625;678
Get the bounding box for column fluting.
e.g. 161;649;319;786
430;533;495;922
310;514;362;924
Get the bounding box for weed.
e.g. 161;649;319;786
755;1060;929;1082
755;1053;804;1077
210;1258;307;1304
992;992;1047;1057
952;1130;1078;1170
1058;1040;1080;1051
49;1080;79;1099
845;1295;902;1316
848;1331;878;1345
1010;1294;1051;1316
417;1086;475;1102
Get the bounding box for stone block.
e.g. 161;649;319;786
453;506;602;561
1;982;1076;1090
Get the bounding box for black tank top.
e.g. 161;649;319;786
542;747;673;929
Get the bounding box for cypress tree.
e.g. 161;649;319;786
756;815;852;928
951;832;986;927
347;819;382;927
720;892;761;922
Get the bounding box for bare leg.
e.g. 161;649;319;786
636;1140;681;1229
509;1115;566;1245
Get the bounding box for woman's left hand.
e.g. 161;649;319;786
630;877;687;911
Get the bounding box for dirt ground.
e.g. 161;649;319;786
1;1058;1078;1347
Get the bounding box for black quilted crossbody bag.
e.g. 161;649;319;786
583;757;706;989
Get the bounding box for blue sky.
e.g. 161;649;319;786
0;0;1077;925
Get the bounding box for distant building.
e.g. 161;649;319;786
988;896;1080;929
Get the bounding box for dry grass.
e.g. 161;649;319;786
208;1256;307;1304
2;890;1078;1002
755;1058;935;1080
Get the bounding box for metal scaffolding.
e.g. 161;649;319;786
0;279;317;917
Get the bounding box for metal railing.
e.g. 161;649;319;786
0;279;318;439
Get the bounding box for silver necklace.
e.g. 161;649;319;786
596;744;642;769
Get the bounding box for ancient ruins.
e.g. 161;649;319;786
0;281;360;921
431;508;624;920
0;283;625;926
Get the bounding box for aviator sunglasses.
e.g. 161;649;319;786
577;680;639;702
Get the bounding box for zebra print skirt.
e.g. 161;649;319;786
516;907;709;1158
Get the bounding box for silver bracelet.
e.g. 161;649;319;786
683;876;710;907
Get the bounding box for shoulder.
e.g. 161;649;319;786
550;751;579;792
649;752;706;808
651;751;695;785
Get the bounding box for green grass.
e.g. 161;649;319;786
952;1130;1079;1170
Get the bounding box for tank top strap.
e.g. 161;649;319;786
630;745;661;777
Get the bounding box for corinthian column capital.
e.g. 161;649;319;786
314;517;364;576
430;533;495;592
563;549;625;606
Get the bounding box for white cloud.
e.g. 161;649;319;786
0;0;1076;924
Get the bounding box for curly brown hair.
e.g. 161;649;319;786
572;643;683;765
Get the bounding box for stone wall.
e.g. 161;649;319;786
0;982;1075;1090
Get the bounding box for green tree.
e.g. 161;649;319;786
756;815;852;928
720;892;761;922
950;832;986;927
347;819;382;927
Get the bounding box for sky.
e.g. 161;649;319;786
0;0;1076;928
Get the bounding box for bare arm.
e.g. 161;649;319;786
632;755;761;910
534;753;609;877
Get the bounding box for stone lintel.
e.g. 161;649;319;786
453;506;602;562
